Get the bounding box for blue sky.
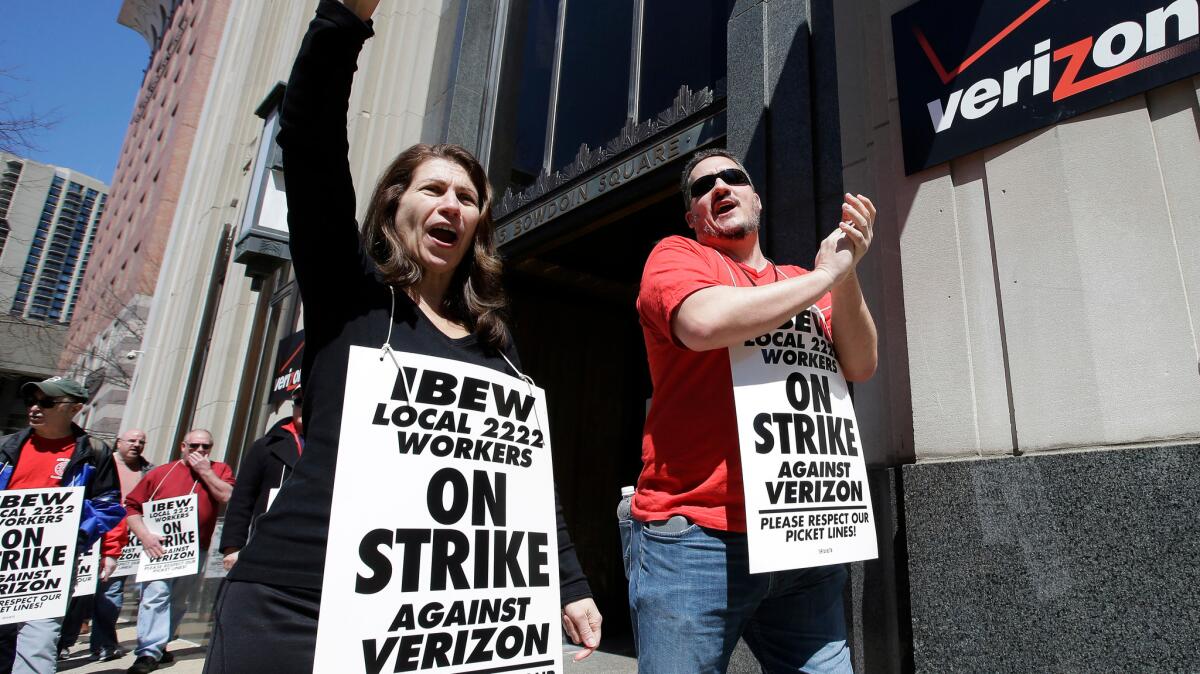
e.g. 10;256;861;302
0;2;149;184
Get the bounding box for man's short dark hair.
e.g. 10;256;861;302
679;148;753;209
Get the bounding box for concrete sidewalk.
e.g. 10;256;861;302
56;625;638;673
56;624;204;674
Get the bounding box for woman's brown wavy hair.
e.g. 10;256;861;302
362;144;509;352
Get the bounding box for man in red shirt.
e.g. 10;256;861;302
124;429;234;674
628;149;877;673
58;429;156;662
0;377;125;674
93;430;153;660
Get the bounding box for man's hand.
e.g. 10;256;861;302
223;550;240;571
837;193;876;267
141;532;165;559
816;193;876;284
815;228;854;284
99;556;117;582
561;598;602;661
186;451;213;476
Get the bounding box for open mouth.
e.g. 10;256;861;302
715;201;737;216
428;225;460;245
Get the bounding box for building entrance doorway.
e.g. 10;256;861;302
504;186;688;642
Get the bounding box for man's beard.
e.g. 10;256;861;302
704;211;760;240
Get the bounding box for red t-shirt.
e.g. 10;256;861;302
634;235;832;531
8;435;76;490
124;460;235;550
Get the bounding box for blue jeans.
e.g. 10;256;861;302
0;618;62;674
625;519;852;674
135;572;201;659
90;576;126;653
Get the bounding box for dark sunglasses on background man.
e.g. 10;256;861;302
24;396;68;408
689;168;751;199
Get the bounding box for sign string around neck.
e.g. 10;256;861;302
377;285;549;444
149;460;199;500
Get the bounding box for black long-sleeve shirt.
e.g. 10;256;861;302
229;0;591;604
218;418;300;553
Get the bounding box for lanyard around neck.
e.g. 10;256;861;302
714;249;781;287
148;460;199;501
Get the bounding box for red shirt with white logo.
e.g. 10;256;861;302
8;435;76;490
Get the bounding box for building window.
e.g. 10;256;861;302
0;160;22;260
488;0;730;200
549;0;634;170
638;1;728;117
489;0;560;195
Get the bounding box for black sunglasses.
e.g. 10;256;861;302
689;168;751;199
24;396;66;409
186;442;213;450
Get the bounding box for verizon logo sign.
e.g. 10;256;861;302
892;0;1200;174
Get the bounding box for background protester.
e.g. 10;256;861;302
57;485;129;661
219;389;303;571
204;1;600;671
86;429;154;662
112;430;153;487
0;377;125;674
124;430;234;674
628;149;877;672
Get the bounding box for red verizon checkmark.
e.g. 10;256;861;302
912;0;1050;85
277;341;304;373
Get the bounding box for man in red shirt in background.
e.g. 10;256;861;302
94;430;153;660
58;429;156;661
123;429;233;674
0;377;125;674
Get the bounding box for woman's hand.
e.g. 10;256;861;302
561;597;602;661
341;0;382;21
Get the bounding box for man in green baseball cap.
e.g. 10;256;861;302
19;376;91;404
19;374;90;400
0;376;125;673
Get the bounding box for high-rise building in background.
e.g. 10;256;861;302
0;151;108;433
0;152;107;325
61;0;232;437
